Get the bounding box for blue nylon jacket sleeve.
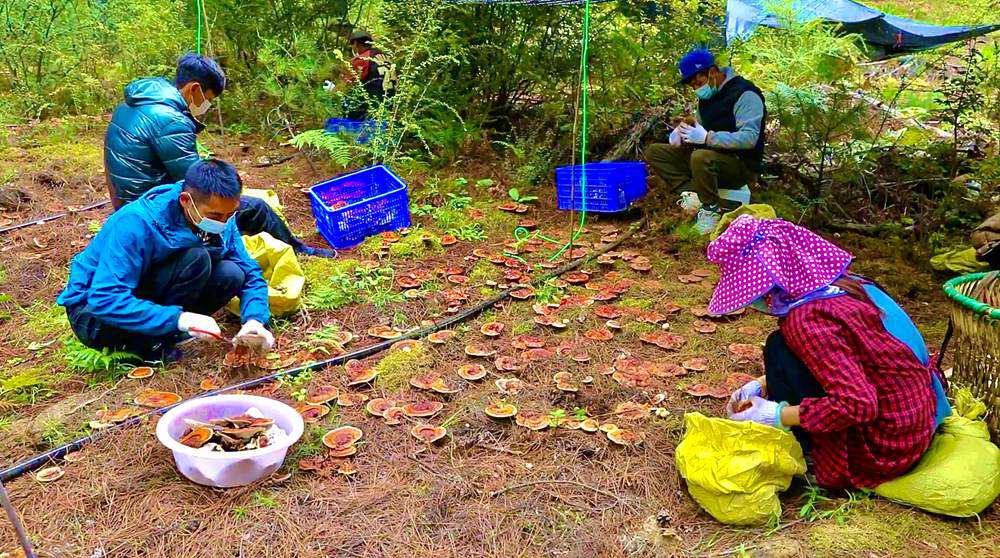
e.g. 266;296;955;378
705;91;764;151
85;215;184;336
223;224;271;325
151;118;201;181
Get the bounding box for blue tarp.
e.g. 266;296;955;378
726;0;1000;57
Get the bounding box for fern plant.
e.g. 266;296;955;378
62;338;138;382
289;129;353;167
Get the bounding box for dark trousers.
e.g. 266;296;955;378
644;144;754;210
237;196;302;250
764;330;826;450
67;247;245;358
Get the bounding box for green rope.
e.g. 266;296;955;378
194;0;203;55
548;0;591;262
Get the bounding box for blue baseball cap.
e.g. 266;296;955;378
678;48;716;84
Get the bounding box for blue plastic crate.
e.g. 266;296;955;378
555;161;648;213
323;118;387;145
308;164;411;249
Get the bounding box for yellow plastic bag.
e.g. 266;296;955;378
929;247;988;273
242;188;284;217
710;204;777;240
227;232;304;317
675;412;806;525
875;390;1000;517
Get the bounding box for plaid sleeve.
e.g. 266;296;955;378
782;302;880;433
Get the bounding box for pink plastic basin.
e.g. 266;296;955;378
156;394;304;488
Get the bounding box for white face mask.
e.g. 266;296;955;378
190;98;211;117
188;86;211;117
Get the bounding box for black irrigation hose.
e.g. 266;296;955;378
0;200;111;236
0;218;646;483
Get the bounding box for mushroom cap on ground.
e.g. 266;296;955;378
322;426;363;450
410;424;447;443
484;402;518;419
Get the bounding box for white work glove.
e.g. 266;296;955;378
177;312;222;340
234;319;275;351
729;396;786;429
323;80;337;92
678;122;709;145
726;379;763;416
669;127;682;147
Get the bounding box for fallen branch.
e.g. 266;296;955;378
601;106;670;162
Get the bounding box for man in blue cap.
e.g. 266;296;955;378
644;48;767;233
104;53;336;257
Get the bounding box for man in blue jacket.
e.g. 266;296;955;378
645;49;767;234
104;53;335;257
59;159;275;361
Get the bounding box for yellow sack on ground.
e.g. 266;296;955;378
242;188;285;218
875;391;1000;517
929;247;988;273
675;412;806;526
227;232;304;317
711;204;777;240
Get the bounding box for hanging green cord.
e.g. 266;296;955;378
548;0;591;262
194;0;203;55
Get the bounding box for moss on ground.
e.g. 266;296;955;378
301;257;360;286
804;502;985;557
468;260;497;283
374;345;434;391
620;297;654;310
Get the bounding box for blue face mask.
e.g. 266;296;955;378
184;195;229;235
695;84;717;100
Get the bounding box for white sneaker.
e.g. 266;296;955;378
695;207;722;235
718;185;751;206
678;191;701;214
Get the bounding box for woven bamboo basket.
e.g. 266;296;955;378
943;272;1000;436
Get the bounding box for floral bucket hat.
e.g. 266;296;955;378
706;215;853;315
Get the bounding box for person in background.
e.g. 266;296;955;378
644;48;767;234
342;29;395;120
58;160;275;362
708;215;948;490
104;53;335;257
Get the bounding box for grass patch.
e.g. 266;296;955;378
286;425;329;469
21;302;71;339
374;344;434;391
806;501;963;556
0;367;58;405
471;203;519;238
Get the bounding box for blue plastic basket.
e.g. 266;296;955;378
308;164;411;249
323;118;387;145
555;162;648;213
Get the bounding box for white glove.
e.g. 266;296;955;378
678;122;708;145
234;319;275;351
669;127;682;147
726;379;763;416
323;80;337;92
178;312;222;340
